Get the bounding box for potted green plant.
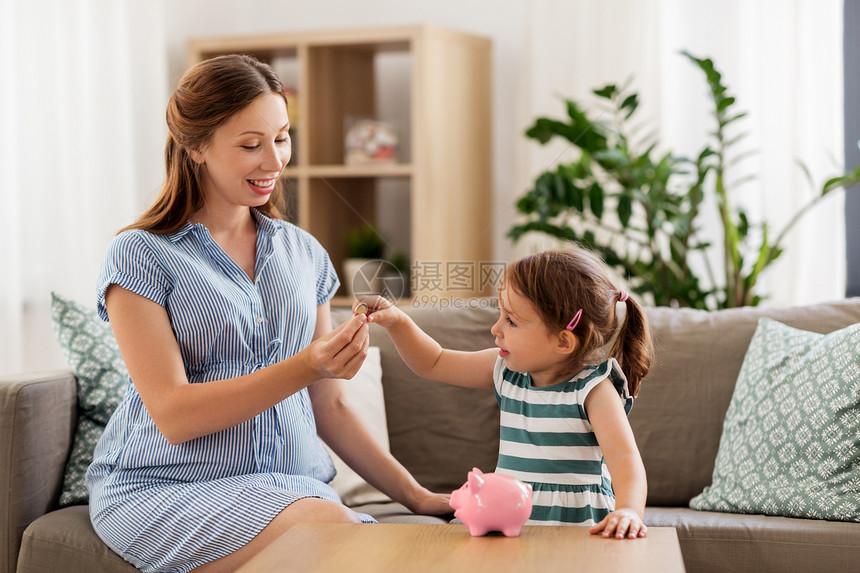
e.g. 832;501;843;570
343;223;386;298
510;51;860;310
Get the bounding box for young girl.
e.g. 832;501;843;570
363;247;653;539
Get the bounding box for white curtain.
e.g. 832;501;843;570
0;0;168;375
518;0;846;307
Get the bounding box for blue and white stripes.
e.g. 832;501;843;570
86;209;361;573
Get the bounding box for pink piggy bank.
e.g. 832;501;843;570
450;467;533;537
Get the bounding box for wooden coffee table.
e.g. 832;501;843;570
236;523;686;572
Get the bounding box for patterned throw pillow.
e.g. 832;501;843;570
50;292;128;506
689;318;860;521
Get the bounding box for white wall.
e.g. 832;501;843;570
164;0;530;264
3;0;846;378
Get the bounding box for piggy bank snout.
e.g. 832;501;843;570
449;487;465;510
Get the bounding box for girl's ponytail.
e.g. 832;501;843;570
609;291;653;397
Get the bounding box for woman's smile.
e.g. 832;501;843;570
247;178;277;195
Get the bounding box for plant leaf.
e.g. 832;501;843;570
620;93;639;119
589;183;604;219
593;84;617;99
617;194;633;227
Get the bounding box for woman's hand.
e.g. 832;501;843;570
403;487;453;516
304;314;369;380
355;296;402;328
589;508;648;539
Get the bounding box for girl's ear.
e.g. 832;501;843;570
555;330;578;356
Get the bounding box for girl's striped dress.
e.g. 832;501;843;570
86;209;373;573
492;356;634;526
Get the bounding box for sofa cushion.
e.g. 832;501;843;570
18;505;136;572
49;293;128;506
49;293;127;426
630;297;860;506
689;318;860;521
645;507;860;573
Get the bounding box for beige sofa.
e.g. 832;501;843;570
3;299;860;573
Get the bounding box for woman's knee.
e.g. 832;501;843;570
278;497;361;525
191;499;359;572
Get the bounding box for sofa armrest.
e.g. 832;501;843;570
0;371;76;573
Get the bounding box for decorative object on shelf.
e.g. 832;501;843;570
510;51;860;310
344;118;398;165
343;223;386;299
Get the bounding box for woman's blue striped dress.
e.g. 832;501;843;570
86;209;373;573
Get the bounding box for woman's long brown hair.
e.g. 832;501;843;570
504;247;653;396
123;54;286;234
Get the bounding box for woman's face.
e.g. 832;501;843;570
194;92;291;210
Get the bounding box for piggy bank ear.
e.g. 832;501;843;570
467;467;485;489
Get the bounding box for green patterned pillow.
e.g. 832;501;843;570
50;292;128;506
690;317;860;521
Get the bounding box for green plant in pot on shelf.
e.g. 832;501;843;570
343;223;386;299
345;223;386;260
509;51;860;310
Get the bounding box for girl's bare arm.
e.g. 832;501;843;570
585;379;649;539
365;301;497;389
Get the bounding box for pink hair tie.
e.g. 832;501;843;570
565;308;583;331
618;290;629;302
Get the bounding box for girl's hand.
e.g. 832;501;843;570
589;508;647;539
355;296;402;328
305;314;369;380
